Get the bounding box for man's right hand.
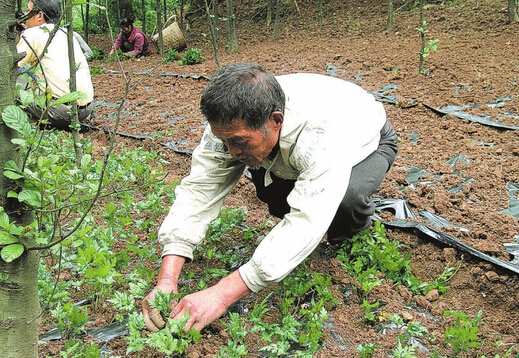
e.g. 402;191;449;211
142;255;186;332
142;281;177;332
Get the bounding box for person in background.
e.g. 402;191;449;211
142;62;398;333
16;0;94;131
108;18;151;57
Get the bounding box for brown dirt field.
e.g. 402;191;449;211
39;0;519;356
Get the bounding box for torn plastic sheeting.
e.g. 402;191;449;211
504;235;519;265
40;316;129;342
160;140;193;156
418;210;469;232
500;182;519;219
374;198;519;275
381;220;519;275
424;104;519;130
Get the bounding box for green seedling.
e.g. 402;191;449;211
180;48;204;65
356;343;378;358
443;309;483;353
51;301;89;339
361;299;380;326
162;48;179;63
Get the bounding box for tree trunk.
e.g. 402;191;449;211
226;0;238;53
141;0;146;34
65;0;83;163
273;0;280;40
386;0;394;31
84;2;90;43
266;0;273;27
156;0;163;55
509;0;519;23
0;1;40;357
317;0;323;23
418;0;425;74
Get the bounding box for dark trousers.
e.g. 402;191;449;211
249;121;398;243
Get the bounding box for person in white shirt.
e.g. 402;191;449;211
16;0;94;130
142;62;398;332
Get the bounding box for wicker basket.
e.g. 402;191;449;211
151;20;187;52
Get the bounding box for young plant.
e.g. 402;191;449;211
180;48;204;65
162;48;179;63
356;343;378;358
443;309;483;353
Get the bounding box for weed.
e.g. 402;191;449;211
51;301;89;339
89;66;104;75
356;342;378;357
162;48;179;63
88;46;104;61
443;309;483;353
180;48;204;65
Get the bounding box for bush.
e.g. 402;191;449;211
180;48;203;65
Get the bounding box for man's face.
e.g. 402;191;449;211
25;1;43;28
210;114;283;167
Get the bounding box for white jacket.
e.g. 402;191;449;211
159;73;386;292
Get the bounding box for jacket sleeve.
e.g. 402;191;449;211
159;127;246;261
113;31;123;50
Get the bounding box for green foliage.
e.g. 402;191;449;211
162;48;179;63
51;301;89;339
126;312;202;356
356;343;378;358
392;338;418;358
336;221;455;297
89;66;104;75
88;46;104;61
443;309;483;353
337;222;423;295
180;48;204;65
58;339;101;358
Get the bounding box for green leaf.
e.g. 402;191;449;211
18;89;35;106
0;210;9;229
18;189;42;207
1;244;24;262
50;91;87;106
1;105;32;136
0;231;18;245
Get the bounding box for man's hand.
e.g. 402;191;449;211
142;255;186;332
142;281;176;331
169;270;252;332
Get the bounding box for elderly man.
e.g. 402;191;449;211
142;62;398;332
17;0;94;130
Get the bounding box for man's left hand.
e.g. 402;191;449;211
169;270;251;332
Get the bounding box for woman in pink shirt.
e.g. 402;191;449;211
109;18;151;57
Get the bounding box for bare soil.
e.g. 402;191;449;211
39;0;519;356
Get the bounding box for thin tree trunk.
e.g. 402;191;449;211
141;0;146;34
163;0;167;24
204;0;220;67
317;0;323;23
84;2;90;43
156;0;163;55
266;0;272;27
65;0;83;163
509;0;519;23
418;0;425;74
273;0;280;40
386;0;394;31
0;1;40;357
226;0;238;53
212;0;219;42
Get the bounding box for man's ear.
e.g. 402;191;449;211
271;111;284;128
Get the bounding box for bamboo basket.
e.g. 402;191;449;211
151;18;187;52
